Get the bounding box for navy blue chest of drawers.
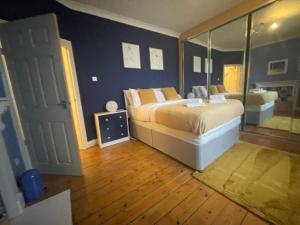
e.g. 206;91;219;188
94;110;130;148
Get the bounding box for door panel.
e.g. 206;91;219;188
0;14;82;175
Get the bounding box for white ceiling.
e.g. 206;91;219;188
59;0;300;51
194;0;300;50
64;0;243;34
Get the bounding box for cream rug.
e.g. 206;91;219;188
193;142;300;225
260;116;300;134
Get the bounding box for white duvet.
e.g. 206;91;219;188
128;99;189;122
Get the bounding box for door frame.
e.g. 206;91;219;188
0;48;26;219
2;36;94;150
60;39;95;149
0;19;32;168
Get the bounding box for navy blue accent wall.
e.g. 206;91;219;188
211;49;224;85
57;9;179;140
0;1;179;140
184;42;208;96
249;37;300;85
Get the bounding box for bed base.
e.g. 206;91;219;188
129;120;239;171
245;105;274;125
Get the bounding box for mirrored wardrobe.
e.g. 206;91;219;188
184;32;209;99
244;0;300;137
181;0;300;139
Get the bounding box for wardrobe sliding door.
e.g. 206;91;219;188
244;0;300;137
210;17;248;99
183;32;209;99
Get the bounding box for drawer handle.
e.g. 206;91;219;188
120;124;124;128
107;136;111;140
106;127;110;131
119;116;122;119
121;133;124;136
105;118;109;122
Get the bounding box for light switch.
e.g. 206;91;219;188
92;76;98;82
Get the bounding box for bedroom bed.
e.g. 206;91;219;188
190;86;278;125
124;89;244;170
226;91;278;125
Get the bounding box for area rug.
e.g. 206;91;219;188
260;116;300;134
193;142;300;225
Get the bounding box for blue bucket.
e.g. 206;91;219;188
20;169;45;203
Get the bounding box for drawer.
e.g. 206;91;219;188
99;112;127;125
98;112;128;144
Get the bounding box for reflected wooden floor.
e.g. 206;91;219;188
43;138;277;225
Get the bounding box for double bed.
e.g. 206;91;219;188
225;91;278;125
124;89;244;170
191;85;278;125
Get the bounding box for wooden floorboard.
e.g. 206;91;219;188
42;137;284;225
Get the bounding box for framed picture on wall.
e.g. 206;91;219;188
149;47;164;70
122;42;141;69
267;59;288;75
193;56;201;73
205;58;213;73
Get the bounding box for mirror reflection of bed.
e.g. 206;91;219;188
195;0;300;138
243;0;300;137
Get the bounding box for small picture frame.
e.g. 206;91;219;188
193;56;201;73
122;42;141;69
205;58;213;73
268;59;288;75
149;47;164;70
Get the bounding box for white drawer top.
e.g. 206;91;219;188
94;109;126;117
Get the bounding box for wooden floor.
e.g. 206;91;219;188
42;134;290;225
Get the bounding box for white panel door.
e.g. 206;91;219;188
0;14;82;175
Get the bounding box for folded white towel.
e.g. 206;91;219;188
209;94;227;104
185;102;203;108
187;98;203;104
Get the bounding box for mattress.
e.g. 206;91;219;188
128;99;244;135
132;116;241;146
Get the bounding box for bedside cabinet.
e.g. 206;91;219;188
94;110;130;148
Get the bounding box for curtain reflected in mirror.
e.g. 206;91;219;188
244;0;300;137
184;33;209;99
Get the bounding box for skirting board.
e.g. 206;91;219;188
84;139;97;149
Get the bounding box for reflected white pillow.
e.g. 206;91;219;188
129;89;141;107
199;86;208;98
153;89;166;102
192;86;202;98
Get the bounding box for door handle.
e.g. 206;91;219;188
57;100;68;109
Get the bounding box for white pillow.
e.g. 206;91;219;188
124;90;132;105
199;86;208;98
192;86;202;98
153;89;166;102
129;89;141;107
